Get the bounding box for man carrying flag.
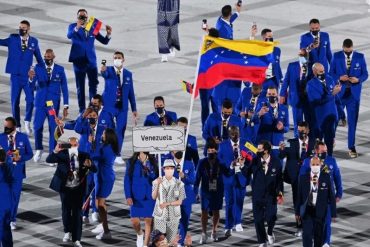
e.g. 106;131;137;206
28;49;69;163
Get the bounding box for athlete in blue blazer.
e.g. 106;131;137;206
143;96;177;126
0;117;33;230
67;9;112;113
329;39;368;157
30;49;69;161
101;52;137;159
0;20;44;132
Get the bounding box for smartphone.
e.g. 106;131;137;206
101;59;107;66
202;19;207;30
59;143;72;149
237;0;243;7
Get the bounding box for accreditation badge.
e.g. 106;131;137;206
209;180;217;191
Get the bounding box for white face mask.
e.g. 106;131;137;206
164;168;174;178
69;147;78;156
299;56;307;64
113;59;123;68
311;165;320;174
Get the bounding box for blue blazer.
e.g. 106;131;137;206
32;63;69;108
74;110;115;155
300;31;332;74
202;113;241;141
295;169;336;219
124;159;157;201
236;87;267;122
101;66;137;114
185;134;199;166
0;132;33;180
0;34;44;75
300;156;343;199
95;144;116;182
247;155;283;204
280;61;306;107
194;157;226;196
215;13;238;40
306;75;338;126
46;150;96;193
67;23;110;66
143;110;177;126
0;156;14;210
329;51;368;101
173;160;196;205
267;47;283;83
218;138;249;187
254;102;289;146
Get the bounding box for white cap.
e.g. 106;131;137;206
163;159;175;168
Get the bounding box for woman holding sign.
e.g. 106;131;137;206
124;152;158;247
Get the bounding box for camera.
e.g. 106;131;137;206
237;0;243;7
59;143;72;149
101;59;107;66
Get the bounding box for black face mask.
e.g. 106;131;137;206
174;151;183;159
44;59;53;66
78;15;87;23
298;131;307;140
19;29;27;36
317;73;325;81
318;152;327;160
222;113;230;119
156;107;164;115
88;118;97;125
257;151;264;158
344;51;352;57
208;152;217;160
265;37;274;42
268;96;277;104
4;127;15;135
311;30;319;36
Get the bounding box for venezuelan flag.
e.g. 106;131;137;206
181;80;193;94
85;16;103;36
195;36;277;97
241;141;258;162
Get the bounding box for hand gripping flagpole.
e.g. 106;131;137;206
180;35;205;171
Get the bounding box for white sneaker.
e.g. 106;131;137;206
63;232;71;242
74;240;83;247
33;150;43;163
82;216;89;224
96;231;112;240
258;243;267;247
294;229;302;237
115;156;125;165
10;221;17;230
24;121;32;136
136;233;144;247
199;233;207;244
91;224;103;234
322;244;330;247
235;224;243;232
49;163;57;167
169;48;176;57
92;212;100;223
211;232;218;242
267;234;275;245
161;54;168;62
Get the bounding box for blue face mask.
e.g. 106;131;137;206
299;56;307;64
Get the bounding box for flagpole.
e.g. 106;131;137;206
181;35;205;170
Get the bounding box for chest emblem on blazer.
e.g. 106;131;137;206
19;142;24;146
272;168;276;173
56;74;60;78
31;43;35;47
101;120;106;124
356;63;359;67
321;182;326;187
126;77;130;81
282;111;285;116
185;169;189;174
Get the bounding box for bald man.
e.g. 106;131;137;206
306;63;341;155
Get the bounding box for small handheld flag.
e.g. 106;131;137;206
85;16;103;36
181;80;193;94
241;141;258;162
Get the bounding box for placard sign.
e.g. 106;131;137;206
132;126;185;153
